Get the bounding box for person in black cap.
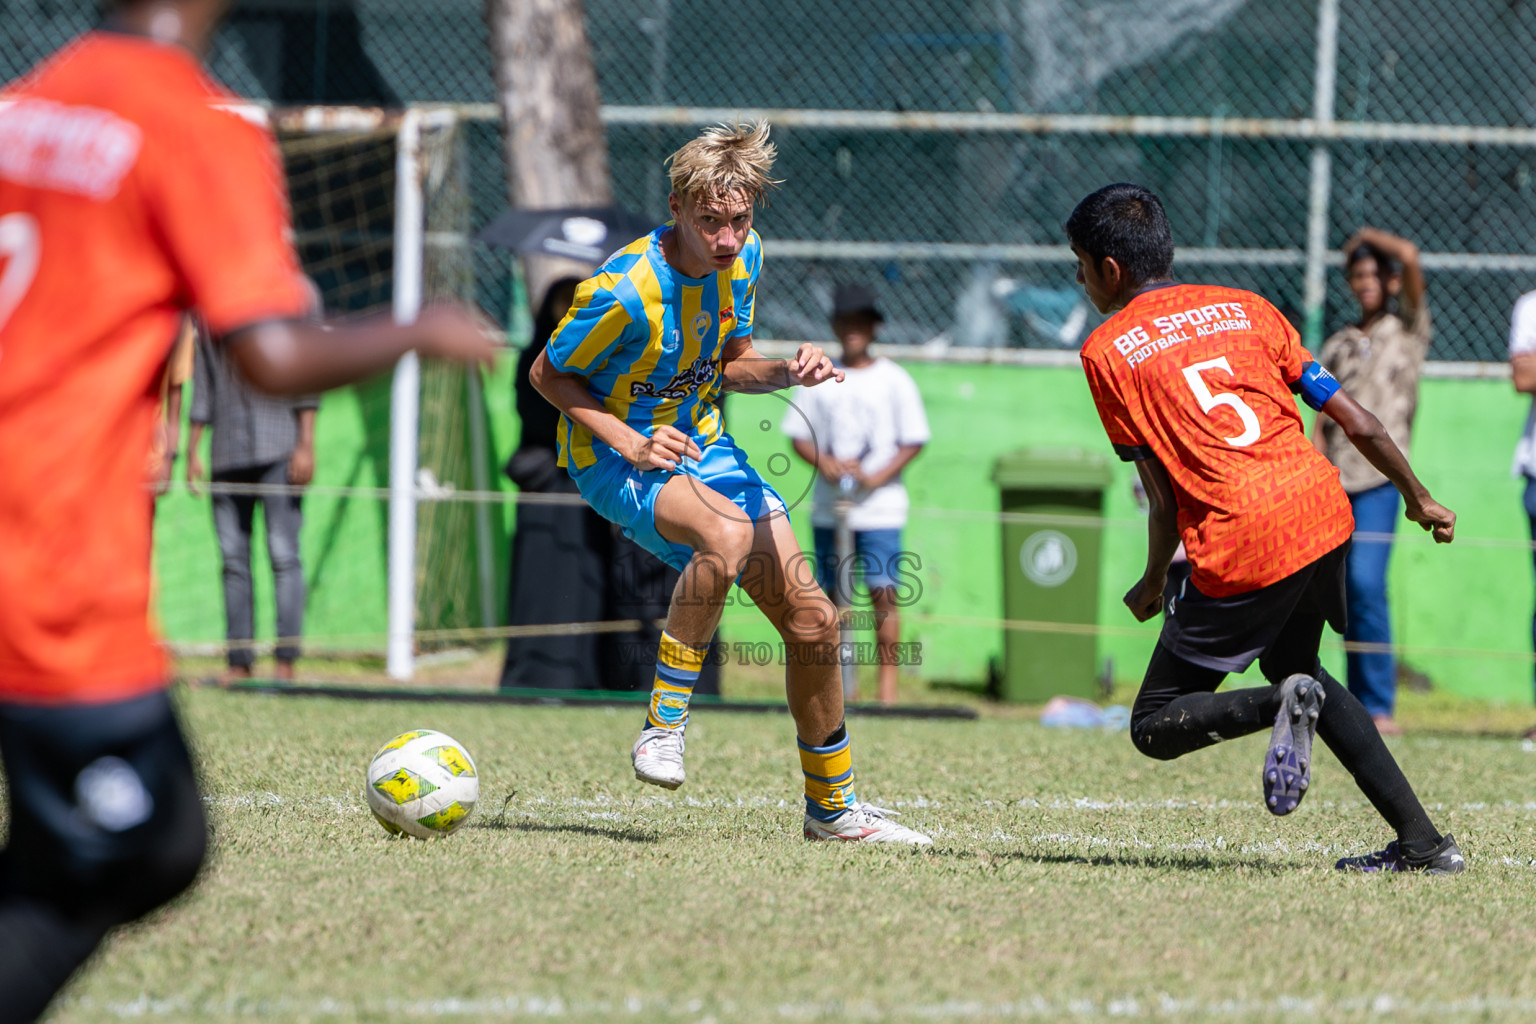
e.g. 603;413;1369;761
782;284;929;704
502;278;721;694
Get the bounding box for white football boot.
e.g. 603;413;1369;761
631;725;686;789
803;803;933;846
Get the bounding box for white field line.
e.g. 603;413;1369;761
1020;831;1340;856
201;791;1536;865
202;791;1536;816
60;992;1536;1019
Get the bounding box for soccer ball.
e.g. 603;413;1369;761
365;729;479;839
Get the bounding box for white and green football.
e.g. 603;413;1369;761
365;729;479;839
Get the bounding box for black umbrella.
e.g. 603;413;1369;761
475;206;658;264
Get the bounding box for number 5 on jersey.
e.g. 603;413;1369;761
0;212;41;338
1182;356;1261;447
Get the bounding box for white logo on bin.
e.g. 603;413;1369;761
1020;530;1077;588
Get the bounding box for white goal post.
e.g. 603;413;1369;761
238;104;495;679
386;108;428;681
387;106;497;680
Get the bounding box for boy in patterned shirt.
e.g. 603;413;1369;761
531;123;930;844
1069;183;1463;873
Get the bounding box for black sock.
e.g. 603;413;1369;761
1397;836;1449;861
1312;669;1442;849
1132;687;1283;759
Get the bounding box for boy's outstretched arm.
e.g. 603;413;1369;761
228;306;498;395
1320;388;1456;543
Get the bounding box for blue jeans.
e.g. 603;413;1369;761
1345;483;1399;716
1523;477;1536;700
811;527;905;603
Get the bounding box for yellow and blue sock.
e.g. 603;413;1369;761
646;631;707;730
799;723;857;821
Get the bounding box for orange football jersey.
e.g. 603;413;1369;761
1081;283;1354;597
0;33;311;703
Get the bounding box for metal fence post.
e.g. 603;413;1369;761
1303;0;1340;348
835;479;857;700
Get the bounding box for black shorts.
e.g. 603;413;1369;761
0;689;207;925
1158;542;1349;674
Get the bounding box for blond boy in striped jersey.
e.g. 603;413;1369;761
531;123;931;844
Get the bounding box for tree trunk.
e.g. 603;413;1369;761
483;0;613;210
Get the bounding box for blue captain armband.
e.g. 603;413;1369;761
1290;361;1341;411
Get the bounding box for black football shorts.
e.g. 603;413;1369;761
1158;541;1349;674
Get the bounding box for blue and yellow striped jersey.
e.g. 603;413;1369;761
546;225;762;469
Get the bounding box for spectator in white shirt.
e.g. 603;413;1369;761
782;284;929;704
1507;290;1536;740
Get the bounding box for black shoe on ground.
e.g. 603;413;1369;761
1263;673;1324;816
1335;834;1466;874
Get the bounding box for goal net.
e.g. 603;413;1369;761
152;108;502;677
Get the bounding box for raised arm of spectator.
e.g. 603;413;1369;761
1345;227;1425;322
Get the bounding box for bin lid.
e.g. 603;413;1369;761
991;445;1114;489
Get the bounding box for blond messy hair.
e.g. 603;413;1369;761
666;120;781;206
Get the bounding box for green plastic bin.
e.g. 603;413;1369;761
990;446;1113;702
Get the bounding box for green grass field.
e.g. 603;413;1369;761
48;681;1536;1023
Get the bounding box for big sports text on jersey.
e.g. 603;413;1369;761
1106;300;1255;368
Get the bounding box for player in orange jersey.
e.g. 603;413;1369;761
0;1;497;1018
1068;183;1463;874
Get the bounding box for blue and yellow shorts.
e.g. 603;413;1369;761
570;434;788;572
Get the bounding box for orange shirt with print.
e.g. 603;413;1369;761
1081;283;1354;597
0;32;311;704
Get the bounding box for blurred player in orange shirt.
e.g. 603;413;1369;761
1070;183;1463;874
0;1;497;1017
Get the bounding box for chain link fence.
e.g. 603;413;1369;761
6;0;1536;359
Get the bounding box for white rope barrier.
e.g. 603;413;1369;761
165;482;1535;553
164;617;1536;666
